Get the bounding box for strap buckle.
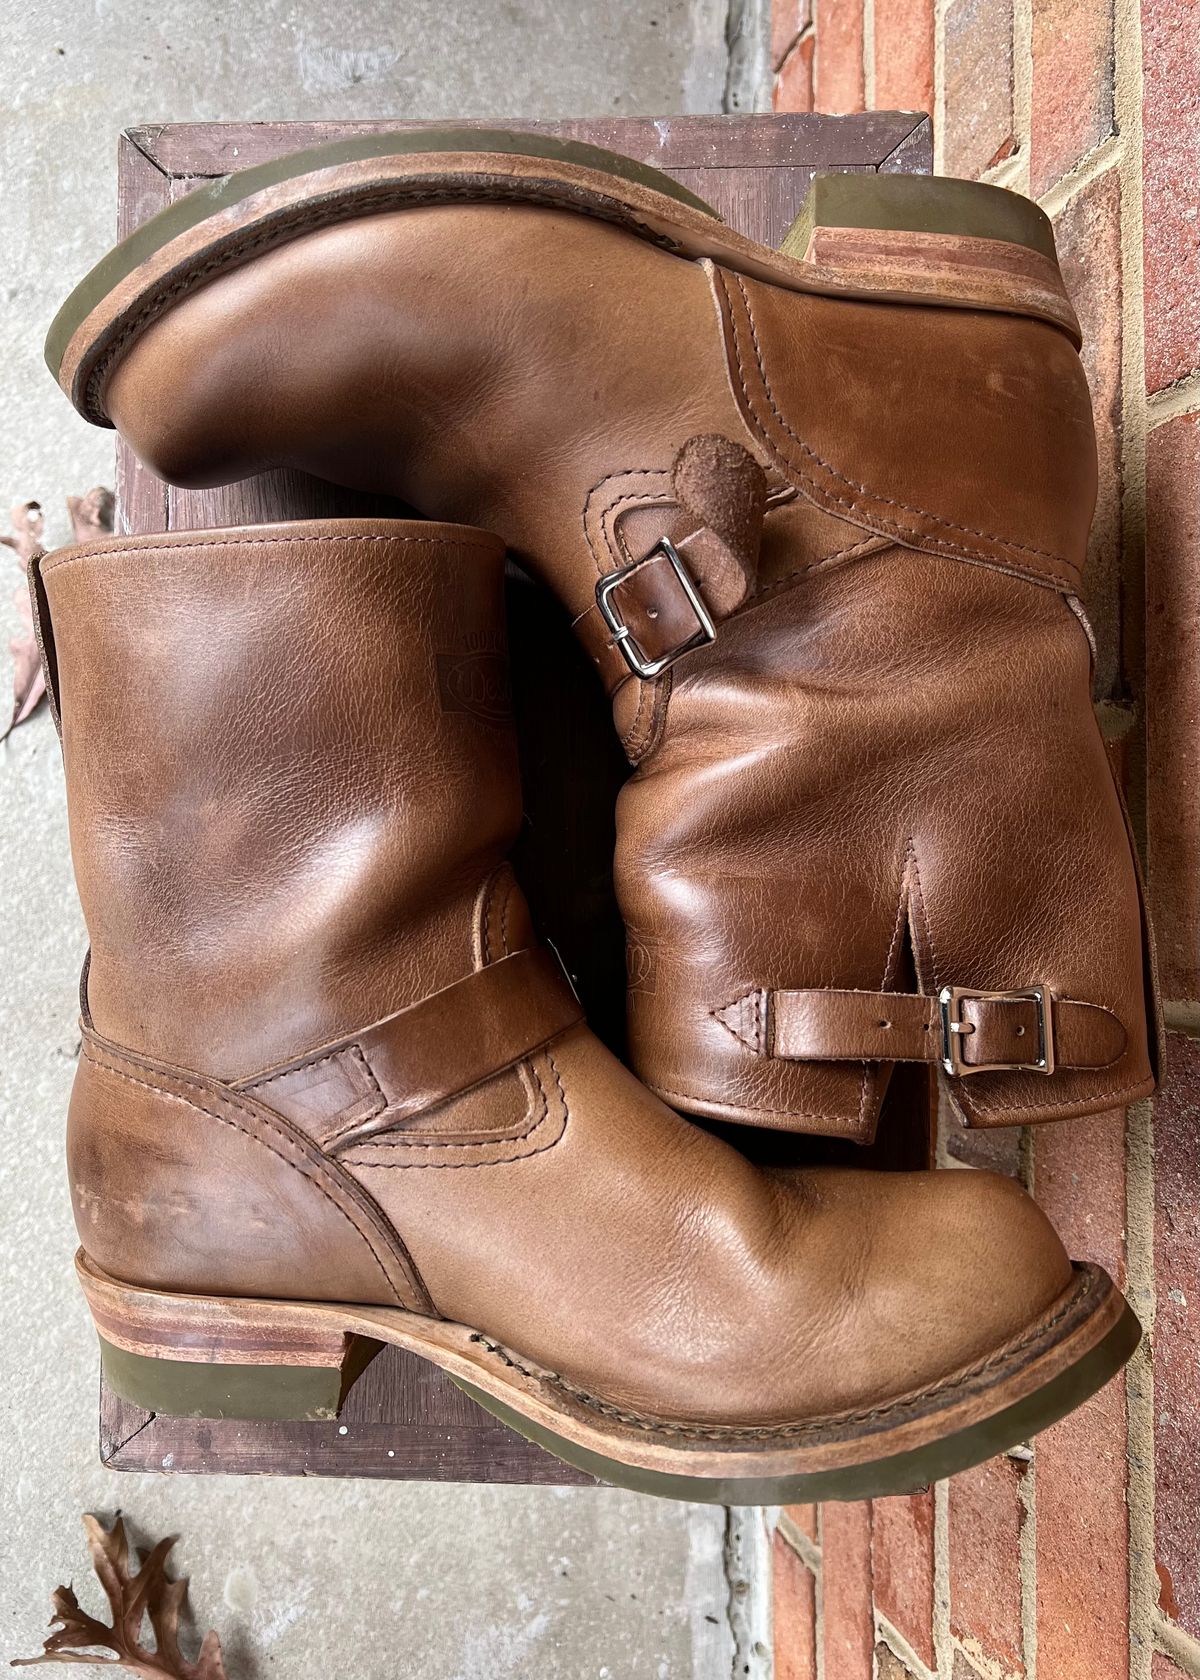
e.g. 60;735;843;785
595;537;717;680
938;985;1056;1077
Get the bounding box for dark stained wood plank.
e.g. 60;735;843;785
103;111;932;1484
130;111;929;180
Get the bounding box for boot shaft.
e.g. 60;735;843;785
38;519;520;1077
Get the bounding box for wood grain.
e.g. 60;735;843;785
105;110;932;1485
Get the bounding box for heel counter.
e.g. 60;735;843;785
68;1032;425;1309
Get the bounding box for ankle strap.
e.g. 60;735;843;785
717;984;1127;1077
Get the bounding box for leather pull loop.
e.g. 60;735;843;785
236;947;584;1149
720;985;1128;1074
575;434;767;696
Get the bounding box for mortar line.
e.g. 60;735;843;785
1019;1126;1038;1678
815;1506;826;1680
1036;131;1125;217
1113;0;1156;1659
1011;0;1034;195
1146;368;1200;424
932;1477;953;1675
776;1512;821;1574
933;0;950;175
1155;1613;1200;1678
874;1610;937;1680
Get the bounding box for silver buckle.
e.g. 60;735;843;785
595;538;717;680
938;985;1056;1077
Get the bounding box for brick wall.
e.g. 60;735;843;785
769;2;1200;1677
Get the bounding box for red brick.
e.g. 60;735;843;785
874;0;934;116
1146;411;1200;1001
1033;1108;1130;1678
1153;1034;1200;1643
774;1529;818;1680
949;1455;1028;1677
944;1121;1023;1176
1035;1374;1130;1677
772;0;813;69
782;1503;818;1540
822;1502;874;1679
775;32;815;113
1143;0;1200;390
943;0;1016;177
872;1491;936;1670
1030;0;1116;197
1053;167;1124;699
874;1642;918;1678
1034;1107;1127;1282
813;0;865;113
1152;1653;1194;1679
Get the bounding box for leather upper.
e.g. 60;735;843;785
44;515;1083;1425
94;201;1157;1139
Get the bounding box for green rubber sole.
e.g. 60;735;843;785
779;171;1058;263
99;1334;383;1423
44;126;720;383
453;1304;1140;1504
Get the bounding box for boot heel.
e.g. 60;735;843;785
76;1251;382;1422
781;173;1058;263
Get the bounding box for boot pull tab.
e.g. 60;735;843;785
670;433;768;617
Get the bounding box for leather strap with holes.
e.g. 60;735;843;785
749;987;1127;1072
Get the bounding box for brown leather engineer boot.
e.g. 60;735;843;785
37;516;1136;1501
47;131;1158;1143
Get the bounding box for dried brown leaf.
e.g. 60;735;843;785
67;487;115;546
11;1515;228;1680
2;490;114;741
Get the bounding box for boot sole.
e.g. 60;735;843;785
48;126;1079;427
78;1250;1138;1504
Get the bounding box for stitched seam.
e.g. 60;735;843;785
747;534;892;600
582;471;672;580
83;181;687;420
351;1066;549;1150
84;1044;410;1308
958;1071;1155;1119
342;1053;568;1168
246;1040;383;1099
42;531;498;575
648;1080;875;1126
467;1269;1095;1439
719;269;1077;586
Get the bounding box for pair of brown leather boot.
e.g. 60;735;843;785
39;132;1157;1503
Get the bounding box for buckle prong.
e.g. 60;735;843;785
595;538;717;681
938;985;1055;1077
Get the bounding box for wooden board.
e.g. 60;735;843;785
103;111;933;1483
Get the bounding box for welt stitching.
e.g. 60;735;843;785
468;1269;1094;1440
84;181;685;419
720;269;1077;586
85;1045;409;1308
42;532;499;575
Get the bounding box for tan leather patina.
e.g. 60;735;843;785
50;150;1158;1142
38;517;1114;1468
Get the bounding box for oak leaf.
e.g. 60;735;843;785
1;488;114;741
12;1514;228;1679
